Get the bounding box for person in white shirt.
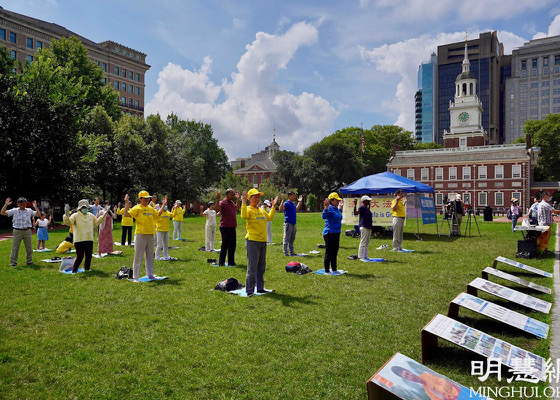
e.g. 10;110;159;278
2;197;40;266
200;201;219;251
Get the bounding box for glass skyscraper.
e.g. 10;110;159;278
416;53;437;143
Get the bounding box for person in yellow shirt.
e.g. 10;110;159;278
124;191;166;282
241;188;278;296
117;200;134;246
171;200;186;240
391;366;460;400
155;202;172;260
390;189;407;252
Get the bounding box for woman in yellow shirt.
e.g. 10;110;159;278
117;200;134;245
241;188;278;296
171;201;186;240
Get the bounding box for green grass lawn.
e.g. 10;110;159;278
0;214;555;399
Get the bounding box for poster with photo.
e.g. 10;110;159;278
483;267;551;294
452;293;549;339
494;256;553;278
469;278;551;314
368;352;486;400
423;314;546;382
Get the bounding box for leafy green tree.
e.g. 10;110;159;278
523;115;560;181
413;142;443;150
306;193;318;211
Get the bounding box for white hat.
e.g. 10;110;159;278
455;194;461;200
263;200;271;206
361;195;372;202
175;200;182;205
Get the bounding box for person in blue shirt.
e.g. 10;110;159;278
279;191;303;256
353;195;373;259
322;192;343;274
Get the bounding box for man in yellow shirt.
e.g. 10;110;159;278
124;191;166;282
117;200;134;245
155;203;172;260
171;200;186;240
391;189;407;252
241;188;278;296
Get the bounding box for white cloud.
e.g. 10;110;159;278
146;21;339;159
359;30;526;131
533;13;560;39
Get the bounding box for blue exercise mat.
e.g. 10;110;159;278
360;258;386;262
156;257;177;261
60;268;85;274
33;249;53;252
228;288;274;297
130;275;168;282
315;269;347;275
211;263;235;267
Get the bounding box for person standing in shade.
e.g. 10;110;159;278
391;189;407;252
155;201;172;260
91;197;101;238
322;192;343;274
2;197;40;266
529;194;541;225
117;200;134;245
353;195;373;259
63;200;107;273
200;201;219;251
241;188;278;296
451;194;465;236
124;191;166;282
34;212;52;250
171;200;186;240
279;191;303;256
537;192;560;254
215;189;240;267
510;198;521;232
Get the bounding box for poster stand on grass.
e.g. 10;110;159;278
481;267;551;294
421;314;546;382
492;256;553;278
448;292;549;339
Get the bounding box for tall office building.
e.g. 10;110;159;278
505;35;560;143
436;32;505;145
416;53;437;143
0;6;150;117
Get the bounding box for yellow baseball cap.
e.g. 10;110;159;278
328;192;342;201
138;190;151;199
248;188;264;197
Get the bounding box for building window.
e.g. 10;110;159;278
26;38;33;49
512;192;521;206
123;50;127;56
115;66;119;75
115;47;120;53
544;66;549;74
9;50;16;59
122;68;126;78
495;165;503;179
129;71;133;80
136;55;140;61
135;87;140;95
463;193;471;205
102;78;107;85
129;84;133;93
114;80;119;90
407;169;415;180
129;98;133;105
435;167;443;180
9;32;16;43
393;169;401;176
435;193;443;206
521;60;526;70
36;41;42;49
495;192;504;206
459;138;467;148
135;73;140;82
121;97;126;104
532;69;537;77
532;59;538;69
102;63;107;72
462;166;471;180
135;100;140;108
512;165;521;178
544;57;549;66
121;83;126;91
449;167;457;180
26;55;33;63
556;55;560;65
253;174;258;184
421;168;429;181
478;166;487;179
478;192;487;207
0;28;5;41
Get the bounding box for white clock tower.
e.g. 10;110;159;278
443;41;488;148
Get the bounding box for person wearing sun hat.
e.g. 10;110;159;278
124;190;166;282
241;188;278;296
322;192;344;274
261;199;273;243
353;195;373;259
391;189;408;251
171;200;186;240
62;199;107;273
510;197;520;232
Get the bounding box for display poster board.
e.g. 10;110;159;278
493;256;553;278
449;292;549;339
422;314;546;382
342;196;394;227
419;197;437;225
482;267;551;295
467;278;551;314
367;352;486;400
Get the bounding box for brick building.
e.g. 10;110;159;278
232;136;279;187
0;6;150;117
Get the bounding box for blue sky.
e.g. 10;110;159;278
3;0;560;159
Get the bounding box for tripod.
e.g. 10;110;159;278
463;208;481;237
439;203;452;237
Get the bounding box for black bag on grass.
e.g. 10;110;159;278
215;277;242;291
285;262;301;273
116;266;133;279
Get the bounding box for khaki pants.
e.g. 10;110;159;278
155;231;169;259
133;234;155;280
10;228;33;266
392;217;405;250
358;227;371;259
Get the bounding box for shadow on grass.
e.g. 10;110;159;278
408;233;460;243
267;292;318;307
78;269;112;278
346;272;385;281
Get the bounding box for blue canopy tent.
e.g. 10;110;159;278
339;171;434;195
340;171;436;239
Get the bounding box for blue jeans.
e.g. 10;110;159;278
511;214;518;231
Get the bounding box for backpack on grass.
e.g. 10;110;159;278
215;277;243;291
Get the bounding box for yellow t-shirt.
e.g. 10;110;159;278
391;198;406;218
156;210;172;232
127;205;157;235
117;208;134;227
241;204;275;242
171;207;185;222
56;240;73;254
